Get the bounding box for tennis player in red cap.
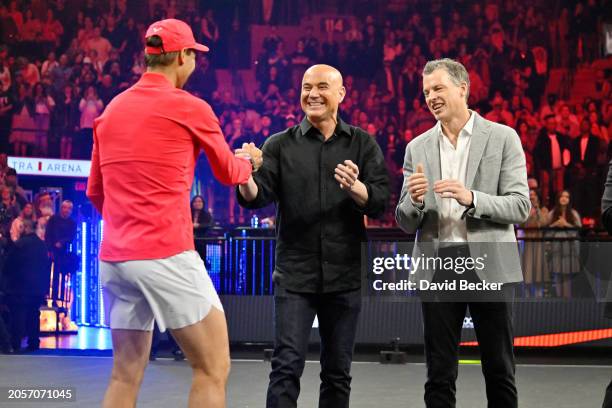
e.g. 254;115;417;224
87;19;261;408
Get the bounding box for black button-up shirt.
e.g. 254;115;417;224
237;117;390;293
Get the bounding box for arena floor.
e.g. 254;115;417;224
0;353;610;407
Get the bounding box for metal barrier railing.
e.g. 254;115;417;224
74;224;611;326
191;226;611;299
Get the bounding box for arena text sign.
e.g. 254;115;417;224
8;157;91;178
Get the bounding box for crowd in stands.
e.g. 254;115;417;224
0;0;610;227
0;151;77;352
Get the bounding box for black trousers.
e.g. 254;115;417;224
604;379;612;408
421;245;517;408
0;309;11;351
7;295;42;350
266;286;361;408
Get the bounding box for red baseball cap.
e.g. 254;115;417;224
145;18;209;54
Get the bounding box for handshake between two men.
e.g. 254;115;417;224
234;142;368;206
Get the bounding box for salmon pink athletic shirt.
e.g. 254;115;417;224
87;72;251;261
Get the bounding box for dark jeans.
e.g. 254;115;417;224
421;245;517;408
604;379;612;408
266;286;361;408
0;309;11;351
7;295;42;350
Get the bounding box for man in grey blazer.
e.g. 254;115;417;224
396;58;530;408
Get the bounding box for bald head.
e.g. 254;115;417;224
301;64;346;124
303;64;344;87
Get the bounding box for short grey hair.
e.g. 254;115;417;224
422;58;470;102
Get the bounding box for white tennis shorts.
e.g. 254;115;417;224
100;250;223;332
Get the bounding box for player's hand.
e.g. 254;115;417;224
235;143;263;172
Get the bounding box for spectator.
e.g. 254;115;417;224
226;17;249;70
9;83;36;157
594;70;611;101
9;202;36;242
97;74;117;106
18;57;40;87
86;49;104;76
34;192;53;218
556;104;579;138
517;120;536;175
200;9;219;51
41;9;64;50
54;84;80;159
49;54;72;93
546;190;581;297
260;65;287;93
548;190;582;228
107;61;129;91
41;52;59;77
102;49;121;76
77;16;94;50
0;6;18;45
4;168;27;209
3;219;50;352
102;15;124;51
254;115;273;146
85;27;112;67
485;95;515;127
191;195;213;236
0;153;10;175
33;192;53;241
45;200;77;303
289;40;311;89
522;189;550;229
345;18;363;44
0;46;11;92
0;72;13;153
77;85;103;159
299;26;319;60
227;118;249;149
33;82;55;156
7;1;23;34
398;57;420;104
0;185;19;243
21;9;42;44
185;54;217;100
533;114;571;206
588;111;609;143
568;118;602;219
119;17;140;72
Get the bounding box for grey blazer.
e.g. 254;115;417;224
395;111;530;284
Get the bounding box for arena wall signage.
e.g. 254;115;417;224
8;157;91;178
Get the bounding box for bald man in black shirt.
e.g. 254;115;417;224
237;64;389;408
